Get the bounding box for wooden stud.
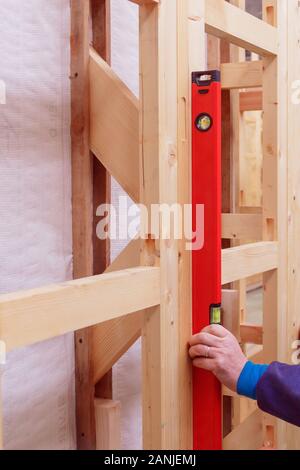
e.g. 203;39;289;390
94;399;121;450
70;0;96;450
140;0;180;449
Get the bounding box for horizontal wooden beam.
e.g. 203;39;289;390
240;323;263;345
223;409;263;450
240;90;263;112
89;48;139;202
221;61;263;90
222;213;262;240
0;267;160;352
205;0;278;56
222;242;278;285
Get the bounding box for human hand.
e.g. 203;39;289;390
189;325;247;391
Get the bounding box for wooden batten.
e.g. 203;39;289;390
205;0;278;56
0;267;160;352
94;399;121;450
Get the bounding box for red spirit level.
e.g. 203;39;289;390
192;70;222;450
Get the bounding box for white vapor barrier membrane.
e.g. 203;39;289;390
0;0;75;449
110;0;142;450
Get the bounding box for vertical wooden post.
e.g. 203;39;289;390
140;0;179;449
261;0;279;449
71;0;96;450
71;0;111;449
140;0;206;449
94;399;121;450
285;0;300;451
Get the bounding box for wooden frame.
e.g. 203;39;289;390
0;0;299;451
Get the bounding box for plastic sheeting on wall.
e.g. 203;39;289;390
0;0;75;449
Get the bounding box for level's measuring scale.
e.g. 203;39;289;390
192;70;222;450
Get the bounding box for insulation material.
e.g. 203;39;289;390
0;0;75;449
110;0;142;450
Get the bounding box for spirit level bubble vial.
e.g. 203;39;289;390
192;70;222;450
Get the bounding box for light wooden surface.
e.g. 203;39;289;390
222;213;262;240
93;311;142;383
140;0;181;449
205;0;278;56
70;0;96;449
222;242;278;284
240;324;263;345
284;0;300;450
222;290;240;340
90;48;139;202
223;409;263;450
221;61;263;90
94;399;121;450
0;267;160;352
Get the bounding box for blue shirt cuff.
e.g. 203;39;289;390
237;361;269;400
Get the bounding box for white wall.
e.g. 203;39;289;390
0;0;75;449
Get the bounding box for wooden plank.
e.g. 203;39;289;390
105;239;140;274
205;0;278;56
0;267;160;352
176;0;206;449
140;0;194;449
222;213;262;240
222;290;240;339
223;409;264;450
71;0;93;280
70;0;96;450
94;399;121;450
141;0;180;448
89;48;139;202
91;239;141;384
285;0;300;451
222;242;278;285
240;90;263;112
240;324;263;345
262;1;278;373
93;311;142;383
221;61;263;90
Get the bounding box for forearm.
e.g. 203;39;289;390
237;361;300;427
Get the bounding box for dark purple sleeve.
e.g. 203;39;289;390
256;362;300;427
